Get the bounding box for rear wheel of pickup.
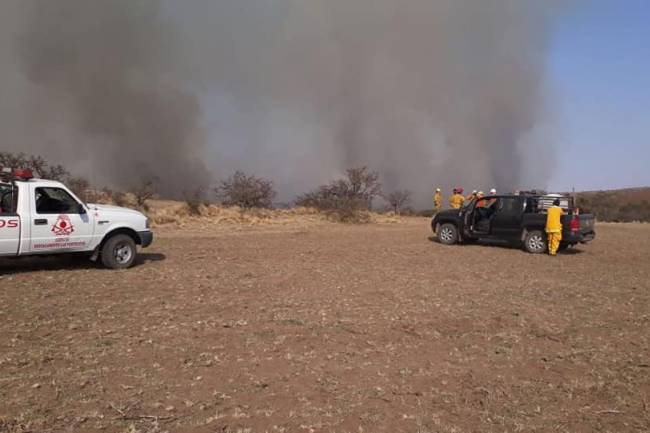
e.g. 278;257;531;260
524;230;547;254
101;234;137;269
437;223;459;245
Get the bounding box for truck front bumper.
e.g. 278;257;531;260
138;231;154;248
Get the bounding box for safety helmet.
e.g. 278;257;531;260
436;188;441;192
472;190;477;194
490;188;497;195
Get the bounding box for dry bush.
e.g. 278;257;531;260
0;152;69;181
102;188;132;207
183;187;208;216
67;177;90;201
215;171;276;209
385;190;412;215
129;176;159;211
86;187;114;204
296;167;381;223
96;187;118;205
1;152;97;204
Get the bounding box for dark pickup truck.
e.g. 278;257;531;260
431;194;596;253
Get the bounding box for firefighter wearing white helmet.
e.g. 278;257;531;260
486;188;498;208
433;188;443;213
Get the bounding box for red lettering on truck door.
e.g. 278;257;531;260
0;219;19;229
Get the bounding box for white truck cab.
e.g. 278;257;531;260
0;168;153;269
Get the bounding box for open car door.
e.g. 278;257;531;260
462;200;476;238
469;197;495;236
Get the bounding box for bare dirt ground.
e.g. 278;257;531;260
1;220;649;433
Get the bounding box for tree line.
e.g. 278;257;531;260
6;151;649;223
1;152;414;222
577;191;650;223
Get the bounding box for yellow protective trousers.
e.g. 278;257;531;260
547;231;562;255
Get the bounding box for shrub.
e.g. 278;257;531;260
385;190;412;215
296;167;382;223
112;191;130;207
184;187;208;216
1;152;93;202
129;176;159;211
215;171;276;209
67;177;90;201
0;152;70;181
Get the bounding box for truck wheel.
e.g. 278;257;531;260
101;234;137;269
437;223;458;245
524;230;547;254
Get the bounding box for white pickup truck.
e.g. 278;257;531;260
0;168;153;269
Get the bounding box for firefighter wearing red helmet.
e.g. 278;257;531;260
449;187;465;209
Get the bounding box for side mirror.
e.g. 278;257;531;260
78;203;87;215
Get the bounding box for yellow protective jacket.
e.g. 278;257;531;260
449;194;465;209
546;206;564;233
434;193;443;209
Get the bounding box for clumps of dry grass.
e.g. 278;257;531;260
85;194;405;227
142;200;403;227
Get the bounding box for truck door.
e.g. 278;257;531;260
462;201;476;237
28;186;94;253
0;184;20;256
490;197;524;239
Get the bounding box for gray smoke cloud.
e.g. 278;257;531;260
0;0;564;204
1;0;208;196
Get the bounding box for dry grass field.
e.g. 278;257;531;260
1;219;649;433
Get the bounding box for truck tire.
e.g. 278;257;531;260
101;234;137;269
524;230;547;254
437;223;459;245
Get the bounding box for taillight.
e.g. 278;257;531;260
570;215;580;232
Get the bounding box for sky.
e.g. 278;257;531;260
547;0;650;192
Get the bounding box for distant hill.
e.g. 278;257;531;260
573;187;650;222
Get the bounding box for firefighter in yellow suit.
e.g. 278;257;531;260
433;188;443;213
546;199;564;256
449;187;465;209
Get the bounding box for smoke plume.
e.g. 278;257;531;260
2;0;208;195
0;1;563;204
